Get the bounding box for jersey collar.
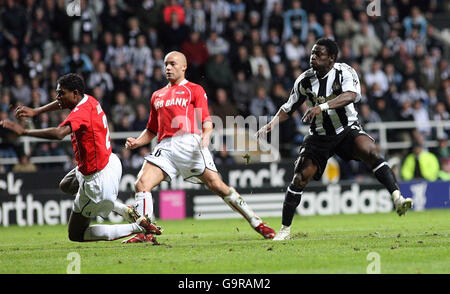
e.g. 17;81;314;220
76;94;89;106
315;65;336;80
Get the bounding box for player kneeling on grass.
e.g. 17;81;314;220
2;73;161;242
120;51;275;243
256;38;413;241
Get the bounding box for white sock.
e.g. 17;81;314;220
83;223;143;241
113;201;128;217
135;191;153;219
392;190;402;202
223;187;262;228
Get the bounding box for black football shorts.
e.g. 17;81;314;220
297;122;374;180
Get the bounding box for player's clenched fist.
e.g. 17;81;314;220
0;119;25;135
125;137;138;150
15;106;36;119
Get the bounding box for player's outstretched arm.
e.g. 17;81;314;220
0;119;71;140
125;129;156;150
255;108;289;139
15;100;62;119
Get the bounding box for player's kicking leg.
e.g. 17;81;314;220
274;156;317;241
198;168;276;239
121;161;165;243
353;135;413;216
67;210;160;242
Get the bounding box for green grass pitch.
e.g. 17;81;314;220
0;210;448;274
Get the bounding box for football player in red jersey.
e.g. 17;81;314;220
1;74;161;243
122;51;275;243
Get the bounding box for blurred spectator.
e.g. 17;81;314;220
272;63;292;92
150;66;167;93
214;143;235;165
249;45;271;79
2;47;28;85
133;103;149;131
307;13;323;39
411;99;431;139
119;147;133;169
205;54;234;95
135;0;164;32
352;23;382;57
365;61;389;94
160;11;190;52
209;0;231;35
27;49;45;80
131;147;149;169
335;8;359;40
64;45;94;77
29;6;51;52
187;0;207;34
30;77;48;105
403;6;427;37
87;62;114;95
384;63;403;89
211;88;239;124
101;0;127;34
230;45;252;79
284;35;306;63
13;154;37;173
105;33;131;75
404;29;426;57
135;72;153;99
1;0;30;48
127;17;142;48
436;136;450;160
400;79;428;104
48;52;66;78
113;67;131;95
283;0;308;42
181;31;209;83
10;74;31;106
249;87;276;118
267;1;284;37
130;34;153;78
420;56;441;92
206;31;230;56
111;91;136;129
163;0;185;25
432;102;450;137
232;71;253;116
401;142;439;181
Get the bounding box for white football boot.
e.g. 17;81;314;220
273;225;291;241
392;191;413;216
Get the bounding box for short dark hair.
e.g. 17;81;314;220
57;73;85;95
315;38;339;60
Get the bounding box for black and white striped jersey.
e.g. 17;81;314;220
281;62;362;136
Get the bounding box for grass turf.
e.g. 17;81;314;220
0;209;448;274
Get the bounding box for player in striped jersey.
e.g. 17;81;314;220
256;38;413;241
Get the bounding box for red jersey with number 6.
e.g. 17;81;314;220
59;95;112;175
146;79;212;142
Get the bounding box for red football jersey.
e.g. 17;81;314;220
147;79;212;142
59;95;112;176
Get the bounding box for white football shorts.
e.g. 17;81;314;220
144;133;218;184
73;153;122;218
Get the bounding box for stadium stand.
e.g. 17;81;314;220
0;0;449;181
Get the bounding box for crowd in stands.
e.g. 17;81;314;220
0;0;449;181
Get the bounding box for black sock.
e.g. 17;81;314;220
282;184;303;227
372;160;399;194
